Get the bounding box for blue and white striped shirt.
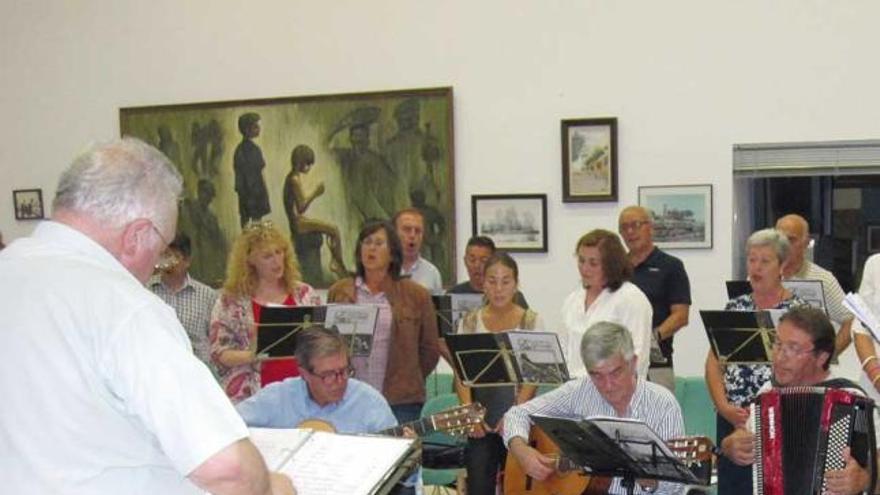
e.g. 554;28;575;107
503;377;685;495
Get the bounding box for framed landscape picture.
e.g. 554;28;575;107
561;117;617;202
471;194;548;253
638;184;712;249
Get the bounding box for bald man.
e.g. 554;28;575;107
618;206;691;392
775;214;854;355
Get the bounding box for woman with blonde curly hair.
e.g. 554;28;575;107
210;221;321;402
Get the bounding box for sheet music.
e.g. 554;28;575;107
782;279;827;313
248;427;313;470
279;431;414;495
844;292;880;343
587;416;677;461
325;304;380;356
505;330;569;384
450;293;484;329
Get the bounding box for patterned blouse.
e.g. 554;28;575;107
722;293;806;407
209;283;321;403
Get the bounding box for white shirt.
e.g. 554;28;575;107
560;281;653;379
401;256;443;292
855;254;880;416
0;221;249;494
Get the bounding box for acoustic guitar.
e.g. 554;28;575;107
504;427;715;495
298;402;486;438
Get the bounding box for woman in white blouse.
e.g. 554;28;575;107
560;229;653;379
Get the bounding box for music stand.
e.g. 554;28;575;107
444;331;569;387
256;305;324;358
700;310;776;365
431;294;483;337
531;415;702;495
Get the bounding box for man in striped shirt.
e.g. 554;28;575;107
776;214;854;356
503;321;685;494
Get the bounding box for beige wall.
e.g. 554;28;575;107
3;0;880;376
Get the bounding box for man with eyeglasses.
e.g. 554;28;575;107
0;138;292;494
236;326;397;433
720;306;877;494
618;206;691;392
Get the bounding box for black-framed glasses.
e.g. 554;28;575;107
309;365;355;384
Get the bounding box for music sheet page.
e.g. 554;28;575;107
248;427;314;470
280;431;414;495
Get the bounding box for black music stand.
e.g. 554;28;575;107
531;415;702;495
444;331;569;387
431;294;483;337
256;305;325;358
700;310;777;365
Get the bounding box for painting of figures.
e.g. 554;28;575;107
120;87;455;287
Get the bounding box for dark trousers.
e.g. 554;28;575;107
466;432;507;495
390;403;423;495
716;413;752;494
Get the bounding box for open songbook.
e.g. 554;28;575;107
248;427;418;495
445;330;569;387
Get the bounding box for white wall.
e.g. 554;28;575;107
3;0;880;376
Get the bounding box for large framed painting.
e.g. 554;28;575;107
638;184;713;249
120;87;455;287
561;117;618;202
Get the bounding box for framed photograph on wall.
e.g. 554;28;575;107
13;189;45;220
638;184;712;249
867;225;880;253
561;117;617;202
471;194;548;253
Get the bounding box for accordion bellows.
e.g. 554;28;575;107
752;386;877;495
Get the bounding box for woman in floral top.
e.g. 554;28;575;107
706;228;806;494
209;222;321;403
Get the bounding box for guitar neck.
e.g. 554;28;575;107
379;416;435;437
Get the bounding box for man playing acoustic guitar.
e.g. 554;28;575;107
503;321;686;494
236;326;397;433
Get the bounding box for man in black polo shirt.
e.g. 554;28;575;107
618;205;691;392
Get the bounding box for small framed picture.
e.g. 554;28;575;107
867;225;880;253
561;117;618;202
13;189;45;220
471;194;548;253
638;184;713;249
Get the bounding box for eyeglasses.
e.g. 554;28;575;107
618;220;649;233
308;365;355;384
771;341;815;358
149;221;171;246
361;237;387;248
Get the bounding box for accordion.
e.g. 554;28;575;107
751;386;876;495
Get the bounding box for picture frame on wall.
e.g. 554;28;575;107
561;117;617;202
119;86;455;288
13;189;45;220
471;194;548;253
638;184;713;249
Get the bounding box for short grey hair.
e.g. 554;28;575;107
579;321;635;369
746;228;790;265
53;137;183;231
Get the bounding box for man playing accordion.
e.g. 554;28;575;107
721;306;878;495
